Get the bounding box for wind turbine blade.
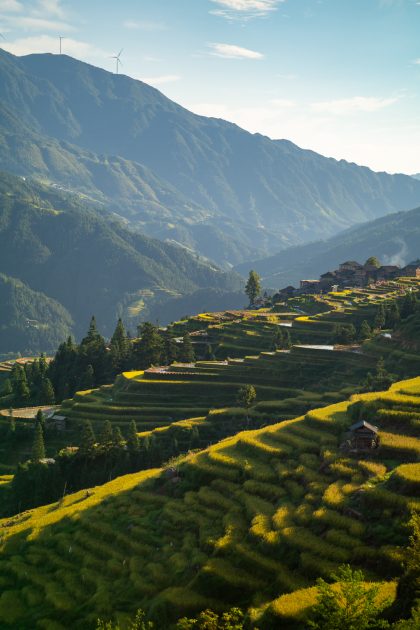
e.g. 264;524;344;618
118;48;124;57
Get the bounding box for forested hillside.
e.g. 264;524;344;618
0;172;242;352
237;205;420;287
0;273;72;356
1;49;420;265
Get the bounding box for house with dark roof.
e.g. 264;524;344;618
348;420;380;450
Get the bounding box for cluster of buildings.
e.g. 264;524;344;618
276;259;420;298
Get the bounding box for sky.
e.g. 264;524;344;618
1;0;420;174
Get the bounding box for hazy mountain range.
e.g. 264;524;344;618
236;205;420;287
1;49;420;267
0;172;242;356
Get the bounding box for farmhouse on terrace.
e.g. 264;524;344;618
276;259;420;298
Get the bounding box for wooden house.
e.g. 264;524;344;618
348;420;379;450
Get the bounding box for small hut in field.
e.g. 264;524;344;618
348;420;379;450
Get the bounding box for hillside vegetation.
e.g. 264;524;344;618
0;171;242;350
0;273;72;357
1;49;420;264
0;376;418;628
1;276;414;510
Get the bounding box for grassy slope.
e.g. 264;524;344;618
0;377;418;629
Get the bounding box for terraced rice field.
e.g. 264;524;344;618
169;278;420;353
61;346;374;435
0;377;418;629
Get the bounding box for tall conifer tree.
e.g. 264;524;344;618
32;422;46;462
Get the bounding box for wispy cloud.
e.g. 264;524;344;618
311;95;399;115
0;0;72;31
0;0;23;12
32;0;66;19
209;42;264;59
139;74;181;86
209;0;285;20
1;34;107;60
413;58;420;65
122;20;166;31
2;16;74;31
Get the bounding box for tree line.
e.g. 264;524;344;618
0;317;197;407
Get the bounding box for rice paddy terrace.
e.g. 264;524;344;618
61;346;374;438
170;277;420;354
59;277;420;452
0;377;419;629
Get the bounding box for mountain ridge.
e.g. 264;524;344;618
2;49;420;265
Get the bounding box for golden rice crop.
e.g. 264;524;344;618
312;507;365;536
358;460;387;478
282;527;350;562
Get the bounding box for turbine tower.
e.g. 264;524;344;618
59;36;64;54
111;49;123;74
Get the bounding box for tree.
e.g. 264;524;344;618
179;332;195;363
359;320;372;341
79;364;94;390
165;336;179;364
35;409;45;429
374;304;386;330
1;379;12;397
12;365;30;403
31;422;46;462
99;420;114;448
236;384;256;409
334;324;357;344
401;292;418;319
48;336;78;401
245;270;261;306
134;322;165;369
363;357;395;392
41;377;55;404
386;302;400;329
109;318;129;373
112;426;124;448
392;513;420;620
79;316;108;384
81;316;101;345
127;420;139;452
365;256;381;268
307;564;390;630
79;420;96;457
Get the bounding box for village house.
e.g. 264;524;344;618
279;258;420;298
401;260;420;278
347;420;380;451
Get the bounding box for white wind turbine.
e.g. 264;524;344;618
111;49;123;74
